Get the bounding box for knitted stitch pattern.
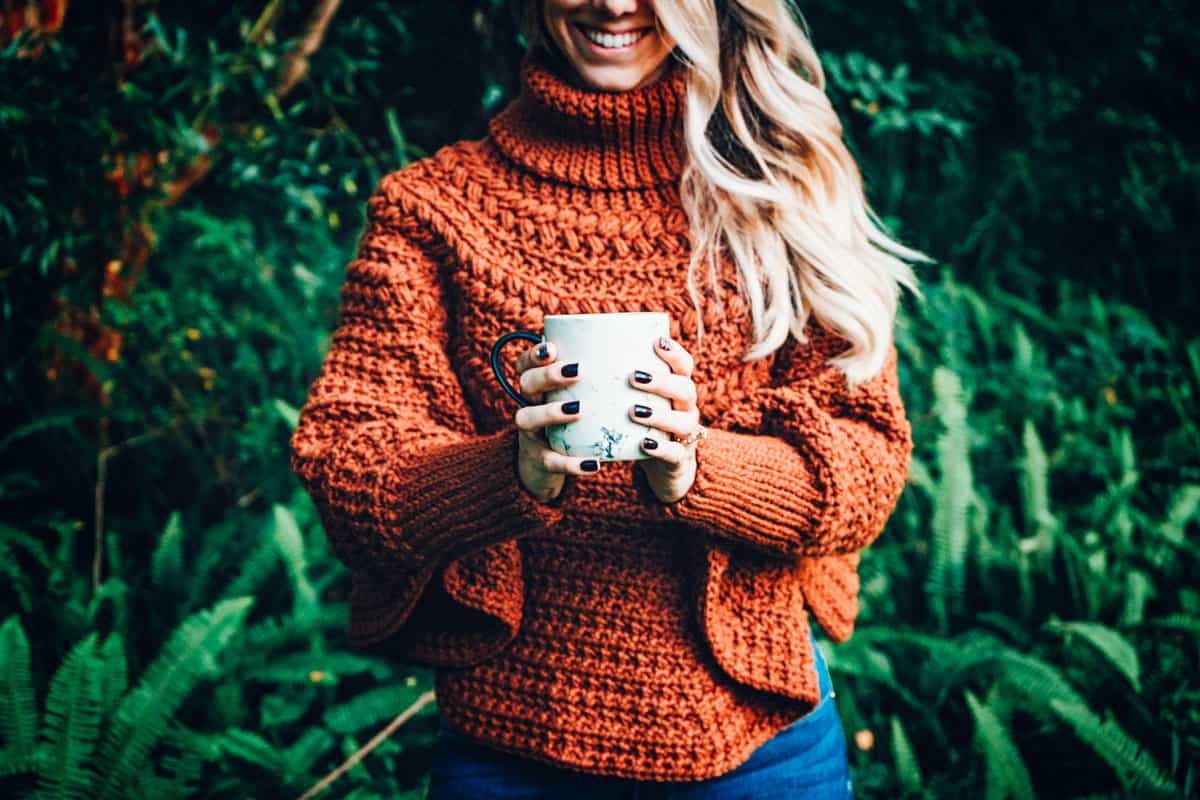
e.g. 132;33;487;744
289;46;914;783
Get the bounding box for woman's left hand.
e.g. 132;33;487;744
629;336;701;504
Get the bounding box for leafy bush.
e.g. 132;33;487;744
1;2;1196;798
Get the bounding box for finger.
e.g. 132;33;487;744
628;368;696;412
638;432;691;467
524;434;602;476
513;339;555;377
519;359;582;397
629;404;699;439
652;336;695;378
514;398;583;434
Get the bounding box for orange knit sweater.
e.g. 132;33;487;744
289;46;914;782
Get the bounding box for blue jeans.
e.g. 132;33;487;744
426;633;853;799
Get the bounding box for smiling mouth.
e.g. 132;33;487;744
575;23;653;51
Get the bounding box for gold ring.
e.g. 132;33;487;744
676;424;708;447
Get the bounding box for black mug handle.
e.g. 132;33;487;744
490;330;544;407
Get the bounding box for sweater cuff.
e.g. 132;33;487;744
364;425;568;567
660;427;825;559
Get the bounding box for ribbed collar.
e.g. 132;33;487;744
487;46;689;190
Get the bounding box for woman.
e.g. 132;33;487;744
290;0;928;797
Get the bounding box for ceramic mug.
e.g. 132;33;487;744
490;312;672;461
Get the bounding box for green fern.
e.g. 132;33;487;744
322;682;432;735
33;632;105;800
965;689;1034;800
270;504;317;616
937;641;1088;714
206;728;290;774
1048;698;1175;796
149;510;184;590
1017;419;1057;561
1148;614;1200;635
1158;483;1200;544
92;596;254;800
0;616;38;775
927;365;974;630
1118;569;1151;627
889;715;923;796
94;634;128;721
244;651;391;685
284;726;335;776
1048;620;1141;691
239;602;348;654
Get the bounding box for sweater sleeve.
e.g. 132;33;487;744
288;176;566;585
658;324;914;560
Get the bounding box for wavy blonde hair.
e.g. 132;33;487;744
510;0;930;389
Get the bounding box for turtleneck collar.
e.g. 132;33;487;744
486;46;689;190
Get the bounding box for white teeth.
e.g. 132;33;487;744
581;27;647;49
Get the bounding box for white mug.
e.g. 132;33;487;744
490;312;672;461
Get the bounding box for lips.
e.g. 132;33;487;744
575;23;653;52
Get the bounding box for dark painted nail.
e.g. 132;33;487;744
658;337;673;350
562;400;580;414
633;404;652;418
633;370;652;384
581;459;599;471
561;362;579;378
536;343;549;360
642;437;658;450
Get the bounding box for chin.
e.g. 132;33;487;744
570;64;651;91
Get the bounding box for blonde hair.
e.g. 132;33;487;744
510;0;931;389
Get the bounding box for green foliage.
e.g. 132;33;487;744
0;617;39;776
1;1;1197;799
35;632;105;799
964;689;1034;800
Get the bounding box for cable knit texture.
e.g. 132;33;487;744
289;46;914;783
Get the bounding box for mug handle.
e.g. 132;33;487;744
489;330;544;407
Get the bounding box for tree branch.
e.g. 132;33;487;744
276;0;342;99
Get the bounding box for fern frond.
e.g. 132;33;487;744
323;683;431;735
284;726;334;777
926;365;974;630
1157;483;1200;544
889;715;923;796
965;689;1034;800
1048;620;1141;691
0;616;38;767
149;510;184;589
225;534;281;601
0;523;52;568
93;596;254;800
1118;570;1151;627
208;728;290;774
1048;699;1175;796
271;504;317;615
1017;419;1057;560
95;634;128;718
244;651;391;685
239;603;349;656
1148;614;1200;635
34;632;108;800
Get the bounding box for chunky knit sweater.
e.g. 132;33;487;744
289;46;914;782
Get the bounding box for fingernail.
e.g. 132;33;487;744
581;459;599;471
633;370;652;384
642;437;658;450
561;362;579;378
562;400;580;414
536;343;549;360
658;337;673;350
633;404;652;418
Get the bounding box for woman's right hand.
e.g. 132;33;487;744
511;340;599;503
